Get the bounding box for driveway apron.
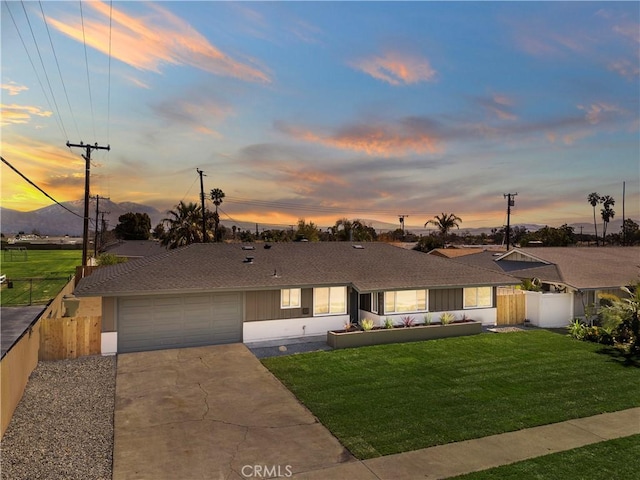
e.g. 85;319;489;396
113;344;356;479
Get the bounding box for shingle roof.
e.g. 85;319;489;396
500;247;640;290
103;240;167;258
75;242;519;297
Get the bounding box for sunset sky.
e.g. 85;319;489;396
2;1;638;231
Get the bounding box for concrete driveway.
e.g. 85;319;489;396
113;344;360;480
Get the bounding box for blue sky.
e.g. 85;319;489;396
2;1;638;231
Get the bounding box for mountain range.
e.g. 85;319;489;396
0;200;626;237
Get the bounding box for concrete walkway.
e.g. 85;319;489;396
114;344;640;480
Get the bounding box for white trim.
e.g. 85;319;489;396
313;286;347;316
463;286;493;309
243;315;349;342
384;289;428;314
101;332;117;355
280;288;301;309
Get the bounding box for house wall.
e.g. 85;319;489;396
101;297;118;355
243;315;349;342
245;289;313;321
525;291;573;327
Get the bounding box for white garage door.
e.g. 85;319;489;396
118;293;243;353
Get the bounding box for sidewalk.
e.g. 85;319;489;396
291;407;640;479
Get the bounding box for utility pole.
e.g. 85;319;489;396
100;211;109;254
398;215;408;236
503;193;518;251
196;169;207;242
622;181;626;246
91;194;109;258
66;141;110;266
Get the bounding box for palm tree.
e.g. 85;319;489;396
210;188;225;242
600;195;615;244
161;201;203;249
425;213;462;247
587;192;601;246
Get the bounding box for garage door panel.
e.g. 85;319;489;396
118;293;242;353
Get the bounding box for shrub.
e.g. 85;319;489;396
598;292;620;308
383;317;394;329
401;316;415;327
440;312;455;325
568;319;587;340
360;318;375;331
521;278;541;292
423;313;432;325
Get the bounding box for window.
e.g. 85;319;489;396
384;290;427;313
464;287;492;308
281;288;301;309
313;286;347;315
371;293;378;314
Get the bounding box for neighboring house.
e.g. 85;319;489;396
428;246;505;259
74;242;518;354
452;247;640;327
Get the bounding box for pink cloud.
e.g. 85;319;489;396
350;51;436;85
1;104;52;126
46;1;270;83
278;119;442;156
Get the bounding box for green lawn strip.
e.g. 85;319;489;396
262;331;640;459
1;250;81;306
450;434;640;480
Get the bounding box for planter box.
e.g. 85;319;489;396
326;321;483;349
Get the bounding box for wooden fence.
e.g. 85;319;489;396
39;316;101;361
1;321;40;438
496;288;526;325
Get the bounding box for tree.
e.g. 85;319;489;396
114;212;151;240
210;188;225;242
413;234;440;253
600;195;615;244
152;222;166;240
161;201;204;249
295;219;320;241
587;192;601;246
425;213;462;247
621;219;640;246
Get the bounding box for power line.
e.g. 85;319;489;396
38;0;80;140
1;156;83;218
106;0;113;145
5;1;66;141
20;0;68;140
79;0;97;141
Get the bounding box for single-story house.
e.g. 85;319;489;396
451;247;640;327
74;242;518;354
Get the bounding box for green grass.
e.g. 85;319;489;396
451;434;640;480
1;250;81;306
262;331;640;459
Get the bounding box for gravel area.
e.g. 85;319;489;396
1;355;116;480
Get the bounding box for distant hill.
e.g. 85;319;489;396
0;201;626;237
1;200;165;236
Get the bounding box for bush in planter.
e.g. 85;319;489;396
423;313;432;325
360;318;375;331
401;316;415;327
383;317;394;329
440;312;455;325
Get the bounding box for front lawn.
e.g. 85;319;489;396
262;331;640;459
451;434;640;480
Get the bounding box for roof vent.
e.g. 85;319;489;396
352;244;365;249
242;245;255;250
243;256;254;264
